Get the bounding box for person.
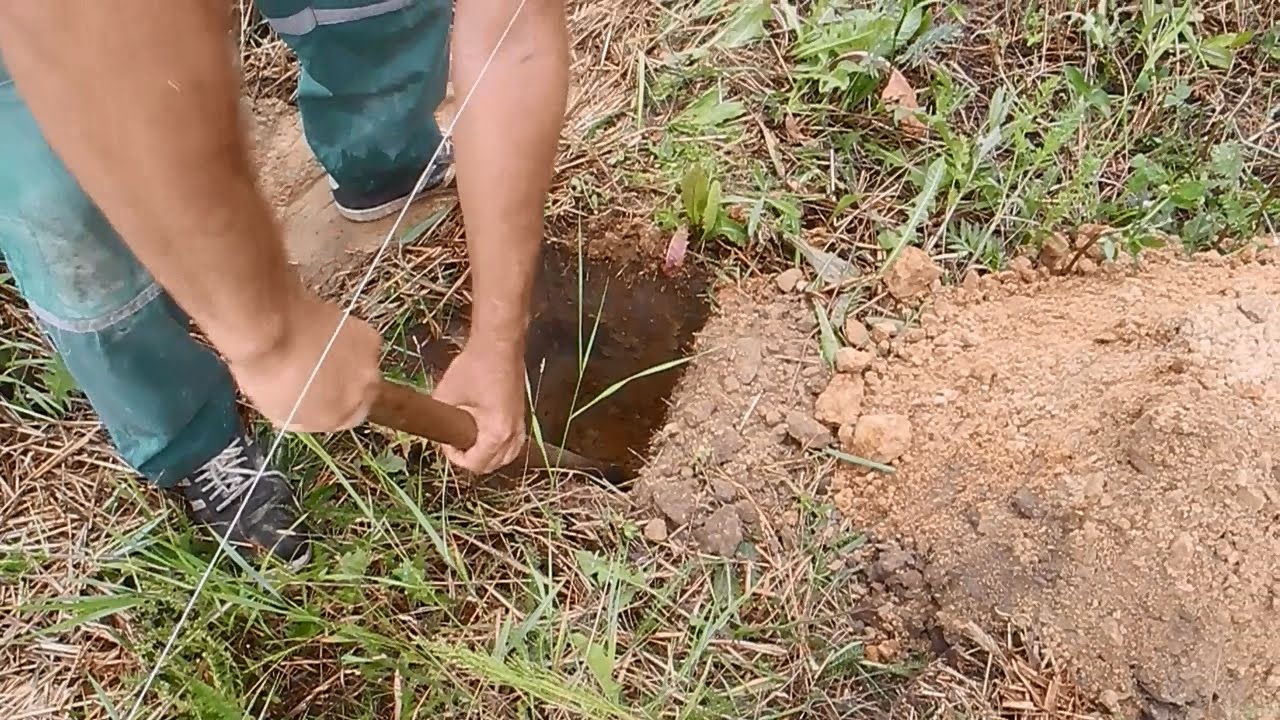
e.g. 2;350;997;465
0;0;569;569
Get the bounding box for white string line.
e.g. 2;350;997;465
123;2;530;717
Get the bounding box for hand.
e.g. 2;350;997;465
430;341;528;473
226;288;382;433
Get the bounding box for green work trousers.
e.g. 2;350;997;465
0;0;451;487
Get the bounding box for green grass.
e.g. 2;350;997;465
5;0;1278;717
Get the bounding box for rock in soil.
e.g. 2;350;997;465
815;375;865;426
696;505;744;558
652;481;697;526
643;518;669;542
844;318;872;348
786;411;835;449
884;246;942;300
775;268;805;293
846;414;912;463
835;347;875;374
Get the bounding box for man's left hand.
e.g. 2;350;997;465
431;343;528;473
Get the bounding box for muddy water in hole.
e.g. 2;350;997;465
400;244;712;473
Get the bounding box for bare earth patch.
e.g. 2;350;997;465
827;247;1280;717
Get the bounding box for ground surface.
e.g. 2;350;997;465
4;0;1280;718
834;247;1280;717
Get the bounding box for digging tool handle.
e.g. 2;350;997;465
368;379;478;450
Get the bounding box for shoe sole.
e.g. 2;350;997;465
334;168;457;224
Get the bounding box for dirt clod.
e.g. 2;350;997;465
775;268;805;293
844;319;872;348
846;414;912;463
884;246;942;300
815;375;866;427
734;338;764;385
835;347;875;374
786;411;835;449
643;518;669;542
1039;233;1073;274
652;481;697;526
696;505;743;558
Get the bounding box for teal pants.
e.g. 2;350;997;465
0;0;451;487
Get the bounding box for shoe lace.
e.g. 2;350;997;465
191;438;283;514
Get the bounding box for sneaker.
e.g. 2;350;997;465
175;435;313;570
330;139;456;223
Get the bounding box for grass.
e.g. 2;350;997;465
4;0;1279;717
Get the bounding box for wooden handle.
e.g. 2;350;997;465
368;379;478;450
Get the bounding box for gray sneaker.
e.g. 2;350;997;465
175;435;313;570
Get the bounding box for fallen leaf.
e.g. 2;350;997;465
882;67;927;138
783;112;804;142
663;227;690;276
783;235;859;286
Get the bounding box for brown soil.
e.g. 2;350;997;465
632;277;837;557
401;240;714;475
825;247;1280;717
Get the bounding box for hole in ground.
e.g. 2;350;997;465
395;241;714;475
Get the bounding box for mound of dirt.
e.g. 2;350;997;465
831;248;1280;717
633;278;836;557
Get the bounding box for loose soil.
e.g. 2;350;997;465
831;247;1280;717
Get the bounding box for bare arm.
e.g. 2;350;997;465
0;0;295;362
429;0;570;471
0;0;382;433
453;0;569;357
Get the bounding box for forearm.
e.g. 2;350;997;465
0;1;297;362
453;0;569;355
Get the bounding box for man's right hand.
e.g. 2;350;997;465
226;289;383;434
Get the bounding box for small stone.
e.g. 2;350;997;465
696;505;743;558
734;338;764;384
869;320;899;344
814;375;865;426
710;429;746;465
1011;487;1044;519
711;479;737;503
846;414;912;463
723;376;741;393
763;408;784;425
643;518;668;542
786;411;835;449
961;268;982;292
775;268;805;293
652;481;697;525
735;500;759;526
1076;258;1098;275
1099;689;1123;713
844;319;871;348
884;246;942;300
834;347;875;374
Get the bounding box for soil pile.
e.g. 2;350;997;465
832;248;1280;717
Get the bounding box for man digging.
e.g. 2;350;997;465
0;0;568;569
